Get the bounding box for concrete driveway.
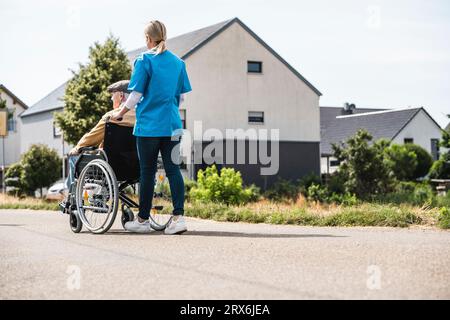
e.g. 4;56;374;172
0;209;449;299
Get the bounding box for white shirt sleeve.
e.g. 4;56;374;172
123;91;143;110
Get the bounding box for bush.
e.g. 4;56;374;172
264;178;299;202
184;178;197;201
20;144;62;197
298;173;321;194
189;165;258;205
438;207;450;229
429;153;450;179
332;130;395;198
306;183;328;203
404;144;433;179
384;144;418;181
4;163;26;197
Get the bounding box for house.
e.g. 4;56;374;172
320;105;443;174
20;82;70;157
20;18;322;189
0;84;28;186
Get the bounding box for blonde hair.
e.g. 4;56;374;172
144;20;167;55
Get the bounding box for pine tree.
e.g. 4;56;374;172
55;35;131;145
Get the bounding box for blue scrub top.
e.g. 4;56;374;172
128;50;192;137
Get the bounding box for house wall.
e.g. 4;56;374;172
0;91;25;167
182;22;321;186
392;109;442;156
183;22;320;142
20;110;71;157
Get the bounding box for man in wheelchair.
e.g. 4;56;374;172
64;80;135;190
61;80;135;214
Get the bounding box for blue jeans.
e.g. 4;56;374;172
66;155;80;191
137;136;184;220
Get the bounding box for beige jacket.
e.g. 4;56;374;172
72;109;136;153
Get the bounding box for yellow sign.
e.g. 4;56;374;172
0;111;7;137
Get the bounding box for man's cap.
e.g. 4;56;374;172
107;80;131;93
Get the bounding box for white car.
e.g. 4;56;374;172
46;182;68;201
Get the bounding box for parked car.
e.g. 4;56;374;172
46;182;68;201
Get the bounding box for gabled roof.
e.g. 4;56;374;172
0;84;28;109
127;18;234;62
320;107;441;156
20;81;67;117
128;18;321;96
22;17;321;118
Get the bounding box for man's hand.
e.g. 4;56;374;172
68;147;79;156
111;106;129;121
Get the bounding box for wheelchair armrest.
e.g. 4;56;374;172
78;146;98;153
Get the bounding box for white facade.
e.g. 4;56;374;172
20;109;70;157
0;89;26;167
391;109;442;155
183;22;320;142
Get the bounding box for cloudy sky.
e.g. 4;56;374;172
1;0;449;126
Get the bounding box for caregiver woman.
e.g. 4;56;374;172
112;20;192;235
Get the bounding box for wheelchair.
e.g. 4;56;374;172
63;121;172;234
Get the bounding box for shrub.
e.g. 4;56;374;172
428;153;450;179
306;183;328;203
20;144;62;197
264;178;299;202
384;144;418;181
404;144;433;179
189;165;257;205
298;173;321;194
438;207;450;229
4;163;26;197
184;178;197;201
332;129;395;198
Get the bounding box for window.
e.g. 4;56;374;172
247;61;262;73
53;122;61;137
7;118;16;132
248;111;264;124
404;138;414;144
431;139;440;161
330;160;341;167
179;109;186;129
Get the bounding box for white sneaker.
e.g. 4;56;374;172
164;215;187;235
125;219;154;233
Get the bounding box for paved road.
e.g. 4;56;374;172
0;209;449;299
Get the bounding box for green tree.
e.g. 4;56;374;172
384;144;418;181
403;144;433;179
55;35;131;145
332;129;395;198
20;144;62;197
440;114;450;149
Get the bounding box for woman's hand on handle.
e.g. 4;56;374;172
111;106;129;121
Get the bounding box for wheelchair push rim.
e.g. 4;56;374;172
75;159;118;234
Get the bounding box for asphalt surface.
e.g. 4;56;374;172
0;209;449;299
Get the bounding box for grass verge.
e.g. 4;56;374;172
1;194;447;229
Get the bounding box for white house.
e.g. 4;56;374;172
320;105;443;174
0;84;28;185
20;18;322;190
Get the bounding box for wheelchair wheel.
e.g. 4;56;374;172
75;159;118;234
121;204;134;229
69;210;82;233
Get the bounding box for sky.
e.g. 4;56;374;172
1;0;449;127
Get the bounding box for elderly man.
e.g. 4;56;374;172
63;80;136;197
